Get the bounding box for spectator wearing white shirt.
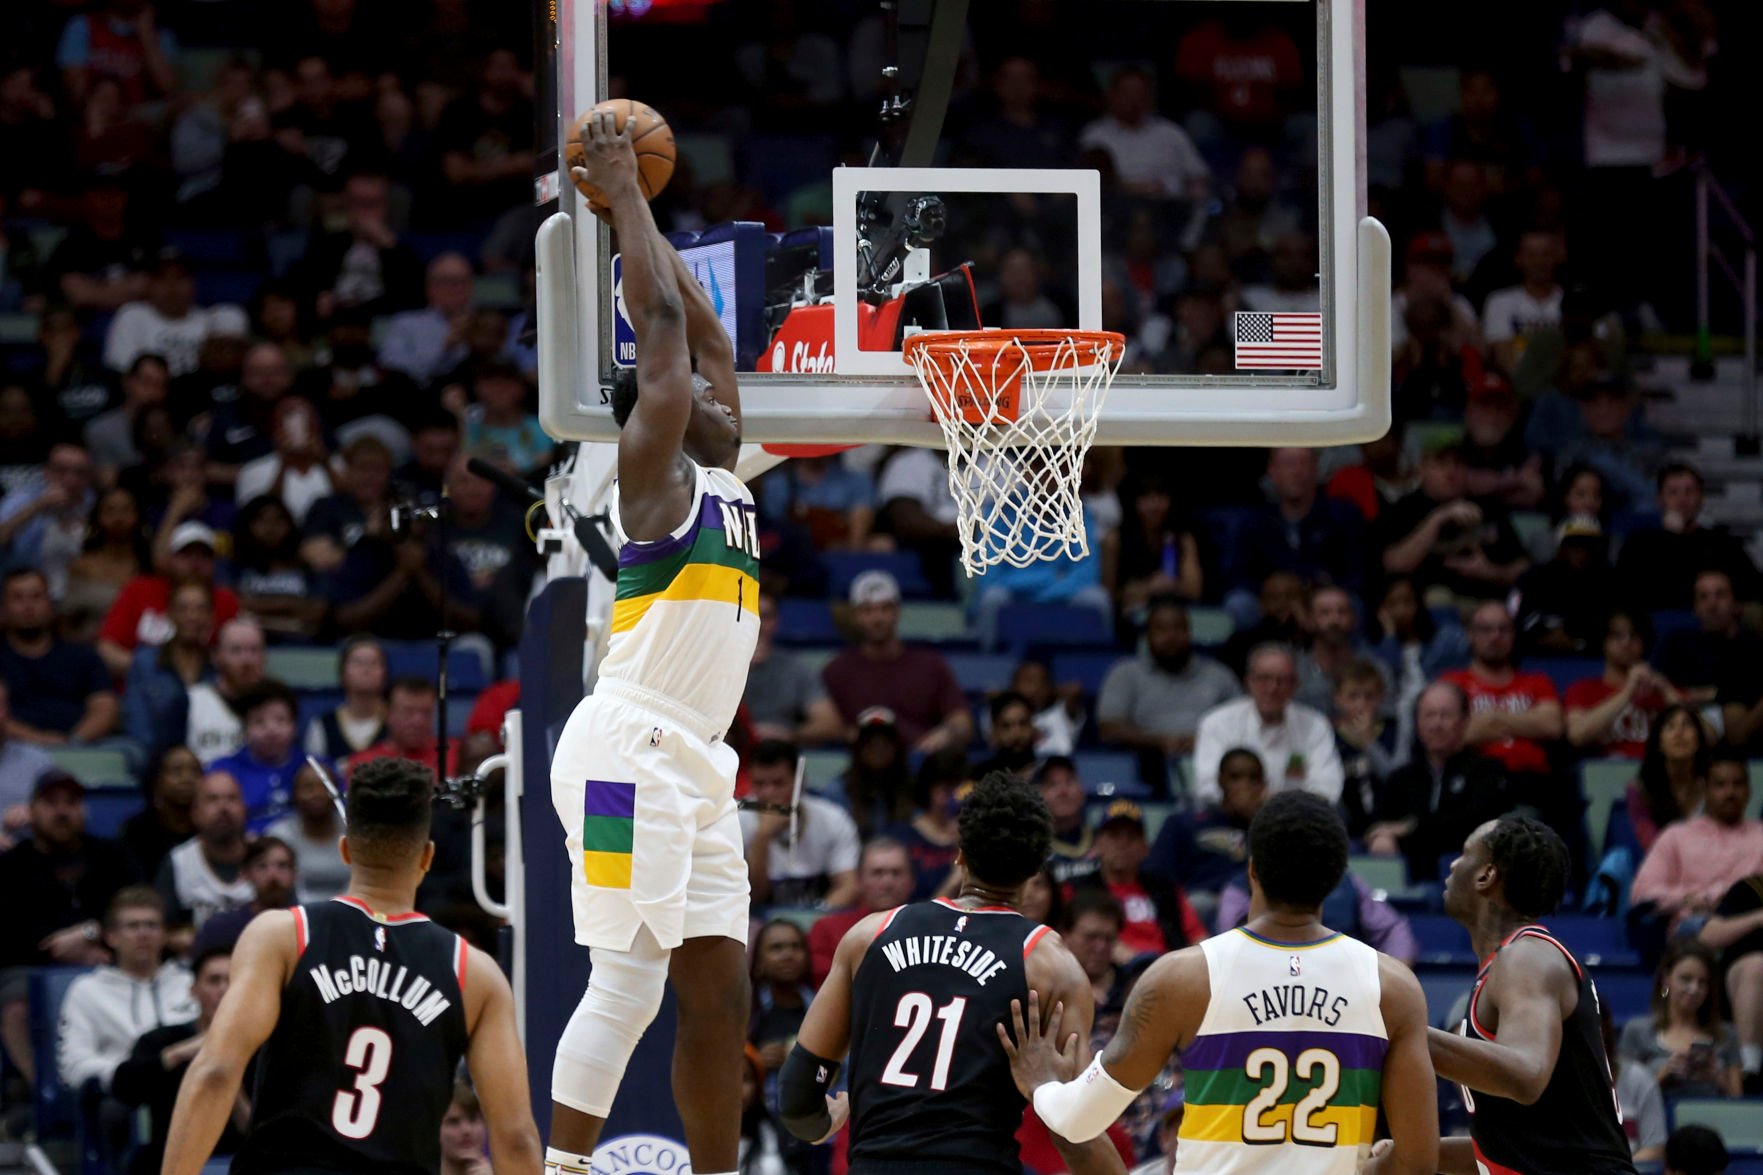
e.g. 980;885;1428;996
739;739;860;910
1079;67;1210;202
377;252;475;386
233;397;336;525
102;253;247;378
1482;230;1566;378
1193;643;1343;805
57;887;196;1093
876;447;962;597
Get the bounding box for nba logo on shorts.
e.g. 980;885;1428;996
649;726;663;747
1289;955;1301;977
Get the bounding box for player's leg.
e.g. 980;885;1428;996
549;927;671;1156
668;935;749;1172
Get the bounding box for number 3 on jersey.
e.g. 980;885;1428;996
1242;1047;1340;1146
332;1027;394;1138
880;994;967;1091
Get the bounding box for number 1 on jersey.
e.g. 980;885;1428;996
332;1026;394;1138
880;994;967;1091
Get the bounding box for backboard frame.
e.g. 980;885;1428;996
537;0;1390;449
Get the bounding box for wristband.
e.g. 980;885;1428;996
1032;1053;1141;1143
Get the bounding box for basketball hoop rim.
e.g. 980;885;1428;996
902;329;1127;368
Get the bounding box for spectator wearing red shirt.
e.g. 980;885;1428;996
820;571;973;752
96;522;240;677
805;837;914;987
1070;801;1206;962
1172;14;1304;150
345;677;461;780
1440;601;1561;773
1566;610;1680;760
465;679;519;740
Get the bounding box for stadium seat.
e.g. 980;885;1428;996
193;270;262;307
164;228;252;268
944;652;1017;696
266;646;342;691
995;605;1111;651
765;907;824;933
822;551;933;600
381;643;489;692
1408;915;1476;965
1348;855;1433;908
1187;607;1233;648
791;647;837;678
1050;650;1124;698
46;747;131;789
84;788;144;839
775;599;840;644
1073;750;1147;798
1672;1098;1763;1152
1545;914;1638;967
1588;968;1654;1021
801;750;846;791
896;602;970;644
1581;759;1635;861
1413;965;1475;1028
1526;656;1602;698
30;967;93;1138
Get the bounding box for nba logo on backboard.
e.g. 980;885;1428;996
1289;955;1301;977
610;254;636;368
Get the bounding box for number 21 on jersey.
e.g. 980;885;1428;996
880;994;967;1091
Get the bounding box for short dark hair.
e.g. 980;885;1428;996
345;757;435;864
191;944;233;977
610;368;639;428
956;771;1053;889
1484;815;1568;919
989;690;1032;724
912;748;967;810
1657;461;1703;493
1065;888;1124;933
1248;791;1348;909
237;679;298;723
106;885;165;927
1706;747;1750;778
1145;595;1188;624
390;676;438;701
750;738;799;772
337;635;385;679
1;566;47;592
1664;1125;1728;1175
244;834;295;869
127;353;168;378
1218;747;1265;781
1033;755;1077;785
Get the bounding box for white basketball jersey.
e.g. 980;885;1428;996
1175;928;1387;1175
601;461;760;734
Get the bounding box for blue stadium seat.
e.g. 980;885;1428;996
1051;651;1126;698
1408;915;1476;965
30;967;93;1138
381;643;489;692
774;599;840;644
193;270;262;307
995;605;1112;652
164;228;252;267
1672;1098;1763;1152
1648;609;1697;658
84;788;143;839
1589;967;1654;1021
1546;914;1639;968
1073;750;1147;798
822;551;932;600
944;652;1017;696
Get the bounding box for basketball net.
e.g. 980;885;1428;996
904;330;1124;575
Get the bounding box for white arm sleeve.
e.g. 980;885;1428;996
1031;1053;1142;1143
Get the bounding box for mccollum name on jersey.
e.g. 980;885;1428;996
306;954;453;1026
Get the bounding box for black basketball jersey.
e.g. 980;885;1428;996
233;898;471;1175
1460;925;1635;1175
846;898;1051;1175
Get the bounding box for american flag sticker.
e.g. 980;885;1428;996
1233;311;1325;371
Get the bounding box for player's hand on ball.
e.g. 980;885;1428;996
579;108;639;201
814;1092;849;1145
996;989;1081;1099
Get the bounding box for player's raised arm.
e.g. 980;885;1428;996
160;910;295;1175
573;108;694;501
1365;955;1440;1175
1427;936;1572;1105
461;946;543;1175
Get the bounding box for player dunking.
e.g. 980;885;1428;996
545;109;755;1175
1425;817;1636;1175
781;773;1125;1175
158;758;541;1175
1001;791;1438;1175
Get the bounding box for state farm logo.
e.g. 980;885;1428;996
786;340;835;372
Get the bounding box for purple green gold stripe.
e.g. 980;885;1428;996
1181;1030;1387;1072
583;779;636;819
618;495;738;566
1183;1063;1383;1107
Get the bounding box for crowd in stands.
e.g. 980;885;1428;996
2;0;1762;1171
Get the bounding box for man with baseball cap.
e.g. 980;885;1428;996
97;520;241;676
821;570;973;751
1071;799;1206;961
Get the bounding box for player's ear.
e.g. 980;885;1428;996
338;836;352;866
420;840;436;875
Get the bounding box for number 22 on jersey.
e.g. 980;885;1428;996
1242;1047;1342;1146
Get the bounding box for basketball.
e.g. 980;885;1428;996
566;98;675;210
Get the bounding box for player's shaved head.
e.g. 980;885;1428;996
345;757;435;868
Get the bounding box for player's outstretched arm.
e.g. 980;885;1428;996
1029;936;1128;1175
779;911;884;1143
573;111;693;506
159;911;295;1175
462;946;543;1175
1365;956;1439;1175
1426;937;1570;1105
